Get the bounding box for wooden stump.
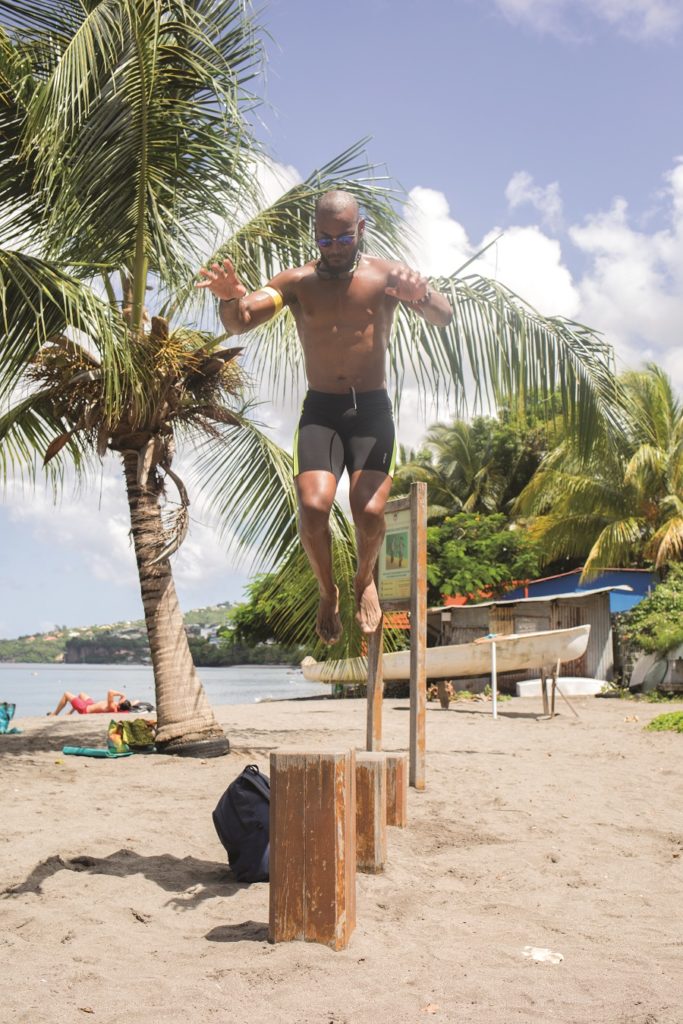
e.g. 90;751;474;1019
385;753;408;828
436;680;451;709
355;752;387;874
269;748;356;950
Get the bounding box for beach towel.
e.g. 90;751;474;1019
0;702;22;735
62;746;132;758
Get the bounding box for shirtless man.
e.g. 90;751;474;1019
48;689;128;716
197;190;452;643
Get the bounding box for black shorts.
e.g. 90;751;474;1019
293;388;396;481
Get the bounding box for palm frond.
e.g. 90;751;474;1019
0;387;91;486
0;248;131;411
420;274;619;452
583;518;645;576
6;0;265;294
647;515;683;568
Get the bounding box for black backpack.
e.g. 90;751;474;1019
212;764;270;882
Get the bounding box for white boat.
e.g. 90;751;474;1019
301;624;591;683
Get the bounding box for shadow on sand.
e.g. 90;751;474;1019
1;848;254;909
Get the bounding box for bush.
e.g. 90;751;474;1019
645;711;683;733
619;565;683;655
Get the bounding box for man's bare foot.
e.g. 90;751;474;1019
354;577;382;634
316;587;343;645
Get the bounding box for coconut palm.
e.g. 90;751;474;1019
514;365;683;575
0;0;406;752
392;412;552;517
1;0;621;746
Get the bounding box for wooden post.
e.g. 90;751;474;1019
366;614;384;751
409;482;427;790
269;748;356;950
540;665;550;717
385;753;408;827
355;752;387;874
491;640;498;720
436;680;450;709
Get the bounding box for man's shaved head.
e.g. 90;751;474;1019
315;190;360;221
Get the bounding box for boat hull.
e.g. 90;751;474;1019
301;625;591;684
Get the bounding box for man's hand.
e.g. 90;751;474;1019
385;265;430;304
196;258;252;326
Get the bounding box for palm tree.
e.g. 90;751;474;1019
514;365;683;575
392;412;552;517
1;0;622;746
0;0;406;752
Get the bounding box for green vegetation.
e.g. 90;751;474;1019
426;511;541;604
645;711;683;733
0;603;232;664
515;366;683;575
188;638;304;667
618;563;683;655
394;409;556;516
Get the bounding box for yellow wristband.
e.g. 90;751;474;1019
257;286;284;315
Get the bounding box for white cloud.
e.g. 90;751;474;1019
569;161;683;382
403;186;472;276
404;185;579;317
505;170;563;230
2;458;249;596
403;165;683;409
493;0;682;40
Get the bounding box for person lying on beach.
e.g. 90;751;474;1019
197;189;453;644
48;690;129;716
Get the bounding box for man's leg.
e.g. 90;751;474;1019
296;470;343;644
349;470;393;633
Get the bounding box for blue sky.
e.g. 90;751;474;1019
2;0;682;638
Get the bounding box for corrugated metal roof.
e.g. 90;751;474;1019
429;584;633;613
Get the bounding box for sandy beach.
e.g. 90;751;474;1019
2;694;682;1024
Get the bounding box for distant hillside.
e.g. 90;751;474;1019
0;602;234;664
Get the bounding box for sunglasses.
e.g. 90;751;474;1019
316;233;356;248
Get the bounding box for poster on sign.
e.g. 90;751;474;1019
378;508;412;601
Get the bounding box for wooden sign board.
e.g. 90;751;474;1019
366;484;427;790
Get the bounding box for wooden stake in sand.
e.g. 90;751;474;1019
269;748;356;950
355;752;387;873
385;752;408;827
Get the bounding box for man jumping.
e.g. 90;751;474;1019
197;190;452;644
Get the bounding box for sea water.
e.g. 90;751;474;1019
0;662;332;719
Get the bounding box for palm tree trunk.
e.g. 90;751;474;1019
122;453;228;755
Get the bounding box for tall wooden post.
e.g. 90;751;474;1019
409;482;427;790
366;615;384;751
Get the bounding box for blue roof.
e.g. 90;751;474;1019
500;569;656;613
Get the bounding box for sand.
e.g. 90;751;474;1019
1;694;682;1024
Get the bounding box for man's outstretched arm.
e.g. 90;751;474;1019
196;258;289;335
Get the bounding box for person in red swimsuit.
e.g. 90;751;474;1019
47;689;128;716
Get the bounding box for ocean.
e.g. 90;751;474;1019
0;662;333;719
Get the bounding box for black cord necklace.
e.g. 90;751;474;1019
315;251;362;280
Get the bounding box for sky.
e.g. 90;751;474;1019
2;0;683;638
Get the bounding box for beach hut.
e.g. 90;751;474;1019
428;585;634;690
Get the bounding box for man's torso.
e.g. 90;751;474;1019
274;255;400;393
